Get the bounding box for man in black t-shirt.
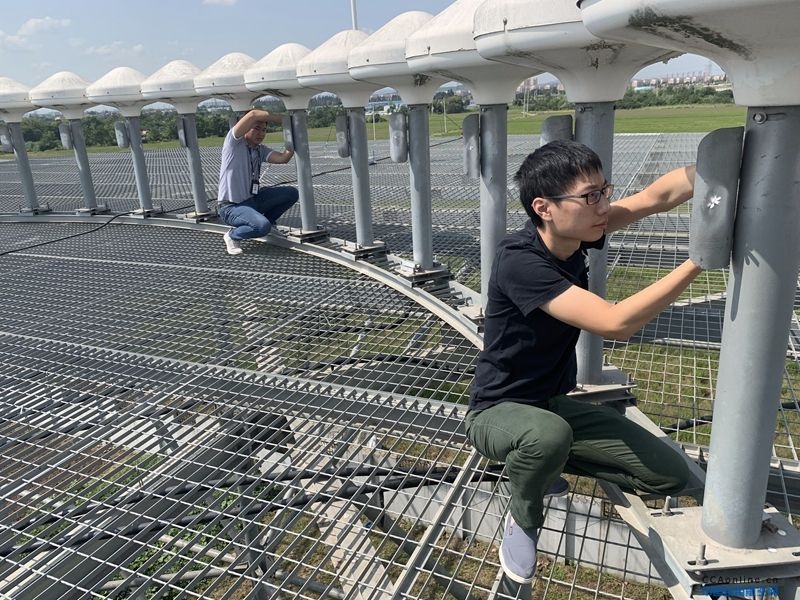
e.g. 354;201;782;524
466;140;701;584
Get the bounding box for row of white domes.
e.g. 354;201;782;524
1;0;796;123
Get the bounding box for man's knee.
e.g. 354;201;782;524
534;418;573;465
252;214;271;237
515;417;573;470
649;450;691;495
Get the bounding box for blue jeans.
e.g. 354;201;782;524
218;186;299;240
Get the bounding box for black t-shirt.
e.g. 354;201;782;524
469;221;605;412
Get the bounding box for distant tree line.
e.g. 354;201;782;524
6;96;292;152
514;84;734;112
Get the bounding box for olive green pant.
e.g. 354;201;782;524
464;395;690;530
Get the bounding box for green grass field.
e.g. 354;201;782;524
15;103;747;159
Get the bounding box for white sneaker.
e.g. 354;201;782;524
499;512;538;584
223;230;242;255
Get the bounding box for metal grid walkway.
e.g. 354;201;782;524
1;132;798;598
0;223;665;599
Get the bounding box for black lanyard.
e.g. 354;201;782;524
248;146;260;182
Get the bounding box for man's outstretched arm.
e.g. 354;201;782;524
542;258;702;341
606;165;696;233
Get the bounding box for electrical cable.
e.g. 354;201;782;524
661;400;800;433
0;211;130;257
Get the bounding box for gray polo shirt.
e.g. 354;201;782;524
217;129;274;204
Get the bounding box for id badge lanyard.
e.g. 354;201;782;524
249;146;260;196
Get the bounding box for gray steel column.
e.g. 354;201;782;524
69;119;98;211
347;106;373;247
181;113;209;215
701;105;800;547
7;122;41;213
126;116;154;212
290;110;317;231
574;101;615;385
479;104;508;306
408;104;433;269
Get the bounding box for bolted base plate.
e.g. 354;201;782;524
650;505;800;575
287;228;330;244
20;203;52;215
395;263;452;287
183;211;215;223
76;205;110;216
129;207;164;218
340;241;389;261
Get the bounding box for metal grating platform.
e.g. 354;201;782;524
1;132;799;598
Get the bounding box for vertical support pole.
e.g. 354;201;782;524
479;104;508;306
350;0;358;30
69;119;99;211
701;106;800;548
408;104;434;270
347;106;374;247
574;101;616;385
7;122;44;214
289;110;318;232
126;116;154;213
180;113;210;216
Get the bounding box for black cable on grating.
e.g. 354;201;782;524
662;400;800;433
0;212;130;257
3;461;506;559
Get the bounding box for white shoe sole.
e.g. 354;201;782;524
499;546;534;585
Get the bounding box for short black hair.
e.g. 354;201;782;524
515;140;604;227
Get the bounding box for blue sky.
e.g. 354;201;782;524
0;0;719;88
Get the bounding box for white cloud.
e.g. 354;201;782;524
0;16;70;50
203;0;237;5
85;41;145;59
17;17;71;37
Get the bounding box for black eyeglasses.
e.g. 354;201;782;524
546;182;614;205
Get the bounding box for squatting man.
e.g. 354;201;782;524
217;109;299;255
466;139;716;584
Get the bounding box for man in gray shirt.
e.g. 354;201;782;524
217;108;298;255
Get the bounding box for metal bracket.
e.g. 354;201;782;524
394;260;452;289
568;377;637;404
76;205;110;216
286;228;330;244
19;203;52;215
129;207;165;218
457;305;484;331
339;240;389;262
182;211;215;223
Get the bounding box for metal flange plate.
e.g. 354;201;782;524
648;505;800;573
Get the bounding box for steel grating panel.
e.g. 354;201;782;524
0;332;666;600
0;229;477;400
0;223;684;600
2;132;800;598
